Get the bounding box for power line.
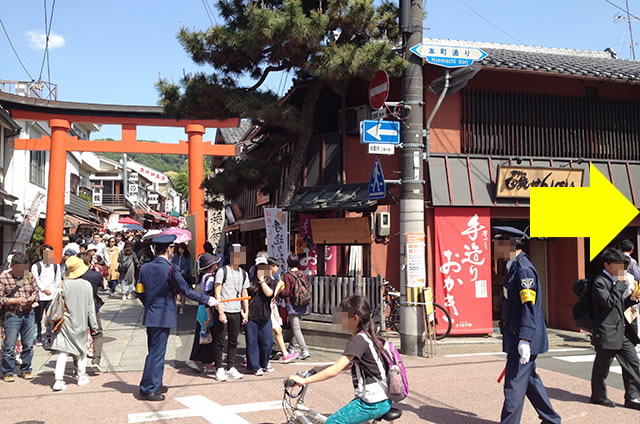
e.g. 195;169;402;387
202;0;218;26
0;16;35;80
605;0;640;21
456;0;525;45
38;0;56;83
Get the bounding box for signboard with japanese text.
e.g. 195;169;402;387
148;193;159;205
92;188;103;207
496;166;584;198
406;233;427;288
297;213;338;276
207;201;226;254
368;143;394;155
16;192;46;244
410;43;488;68
128;173;138;182
265;208;289;274
434;208;492;335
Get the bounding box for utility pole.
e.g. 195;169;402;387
399;0;425;356
626;0;636;60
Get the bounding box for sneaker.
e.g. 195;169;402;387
128;293;135;300
92;362;103;373
122;294;127;300
282;352;299;363
203;366;216;374
15;356;22;365
299;349;310;360
77;375;89;386
21;371;33;380
287;345;295;355
215;368;228;382
35;339;43;347
185;360;201;373
226;367;243;380
254;368;264;376
3;375;15;383
52;380;67;391
265;363;275;373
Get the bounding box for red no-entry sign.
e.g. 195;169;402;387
368;70;389;110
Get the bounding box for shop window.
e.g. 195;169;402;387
29;150;46;187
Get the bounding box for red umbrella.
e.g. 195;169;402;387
118;217;141;226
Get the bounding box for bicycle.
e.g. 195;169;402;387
283;370;403;424
376;281;452;340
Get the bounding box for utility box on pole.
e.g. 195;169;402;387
399;0;425;356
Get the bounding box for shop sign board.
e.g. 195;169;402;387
92;188;103;207
264;208;289;274
434;208;492;336
310;217;370;245
496;166;584;198
128;173;138;182
406;233;426;288
148;193;158;205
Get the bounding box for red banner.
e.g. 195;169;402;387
434;208;493;335
297;213;337;275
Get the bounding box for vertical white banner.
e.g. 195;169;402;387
15;192;46;244
207;201;226;254
264;207;289;274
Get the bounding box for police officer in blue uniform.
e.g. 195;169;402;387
138;234;218;401
494;227;561;424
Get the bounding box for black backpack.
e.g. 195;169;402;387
572;278;594;332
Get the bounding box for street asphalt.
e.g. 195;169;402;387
2;293;638;423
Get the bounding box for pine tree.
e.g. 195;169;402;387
157;0;406;206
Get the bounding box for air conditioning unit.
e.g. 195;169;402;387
340;105;371;135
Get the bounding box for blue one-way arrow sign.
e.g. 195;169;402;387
368;156;386;200
410;43;488;68
360;120;400;144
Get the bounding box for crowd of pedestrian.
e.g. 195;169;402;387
0;230;314;398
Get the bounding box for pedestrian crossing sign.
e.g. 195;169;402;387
368;156;386;200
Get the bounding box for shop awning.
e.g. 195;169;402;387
285;183;390;212
427;154;640;208
0;188;18;202
65;214;101;229
0;216;17;225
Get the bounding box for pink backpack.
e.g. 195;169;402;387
380;340;409;402
359;332;409;402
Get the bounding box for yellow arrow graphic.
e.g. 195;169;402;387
530;164;639;261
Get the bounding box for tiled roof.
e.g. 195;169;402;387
285;183;389;212
217;119;258;145
424;38;640;82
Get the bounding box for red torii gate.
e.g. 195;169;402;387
0;93;239;262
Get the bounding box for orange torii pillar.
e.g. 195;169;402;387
186;124;206;257
44;119;70;261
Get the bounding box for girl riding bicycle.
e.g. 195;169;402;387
288;295;391;424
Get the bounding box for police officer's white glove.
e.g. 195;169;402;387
207;297;218;308
518;340;531;365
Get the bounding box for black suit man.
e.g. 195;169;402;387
590;247;640;410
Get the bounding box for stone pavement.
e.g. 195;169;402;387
31;293;182;374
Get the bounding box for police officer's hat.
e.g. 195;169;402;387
492;226;527;240
151;234;177;245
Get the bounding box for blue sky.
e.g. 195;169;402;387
1;0;637;142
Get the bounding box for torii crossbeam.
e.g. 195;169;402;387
1;92;239;261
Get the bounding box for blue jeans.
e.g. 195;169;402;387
327;398;392;424
2;310;36;376
245;319;272;371
121;279;134;295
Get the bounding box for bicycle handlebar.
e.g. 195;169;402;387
283;369;316;392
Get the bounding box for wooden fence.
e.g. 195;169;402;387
307;275;384;323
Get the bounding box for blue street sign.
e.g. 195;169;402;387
410;43;488;69
368;156;386;200
360;120;401;144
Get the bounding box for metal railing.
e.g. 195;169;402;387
101;194;125;206
0;80;58;100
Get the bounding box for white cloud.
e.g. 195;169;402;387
26;30;65;50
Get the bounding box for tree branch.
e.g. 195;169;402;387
246;64;289;91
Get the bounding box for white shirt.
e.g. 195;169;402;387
31;261;62;301
95;241;110;266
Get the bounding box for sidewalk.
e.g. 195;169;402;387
31;294;181;374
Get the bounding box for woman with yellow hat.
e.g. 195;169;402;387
50;256;100;391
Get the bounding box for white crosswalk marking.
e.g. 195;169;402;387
554;354;621;374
